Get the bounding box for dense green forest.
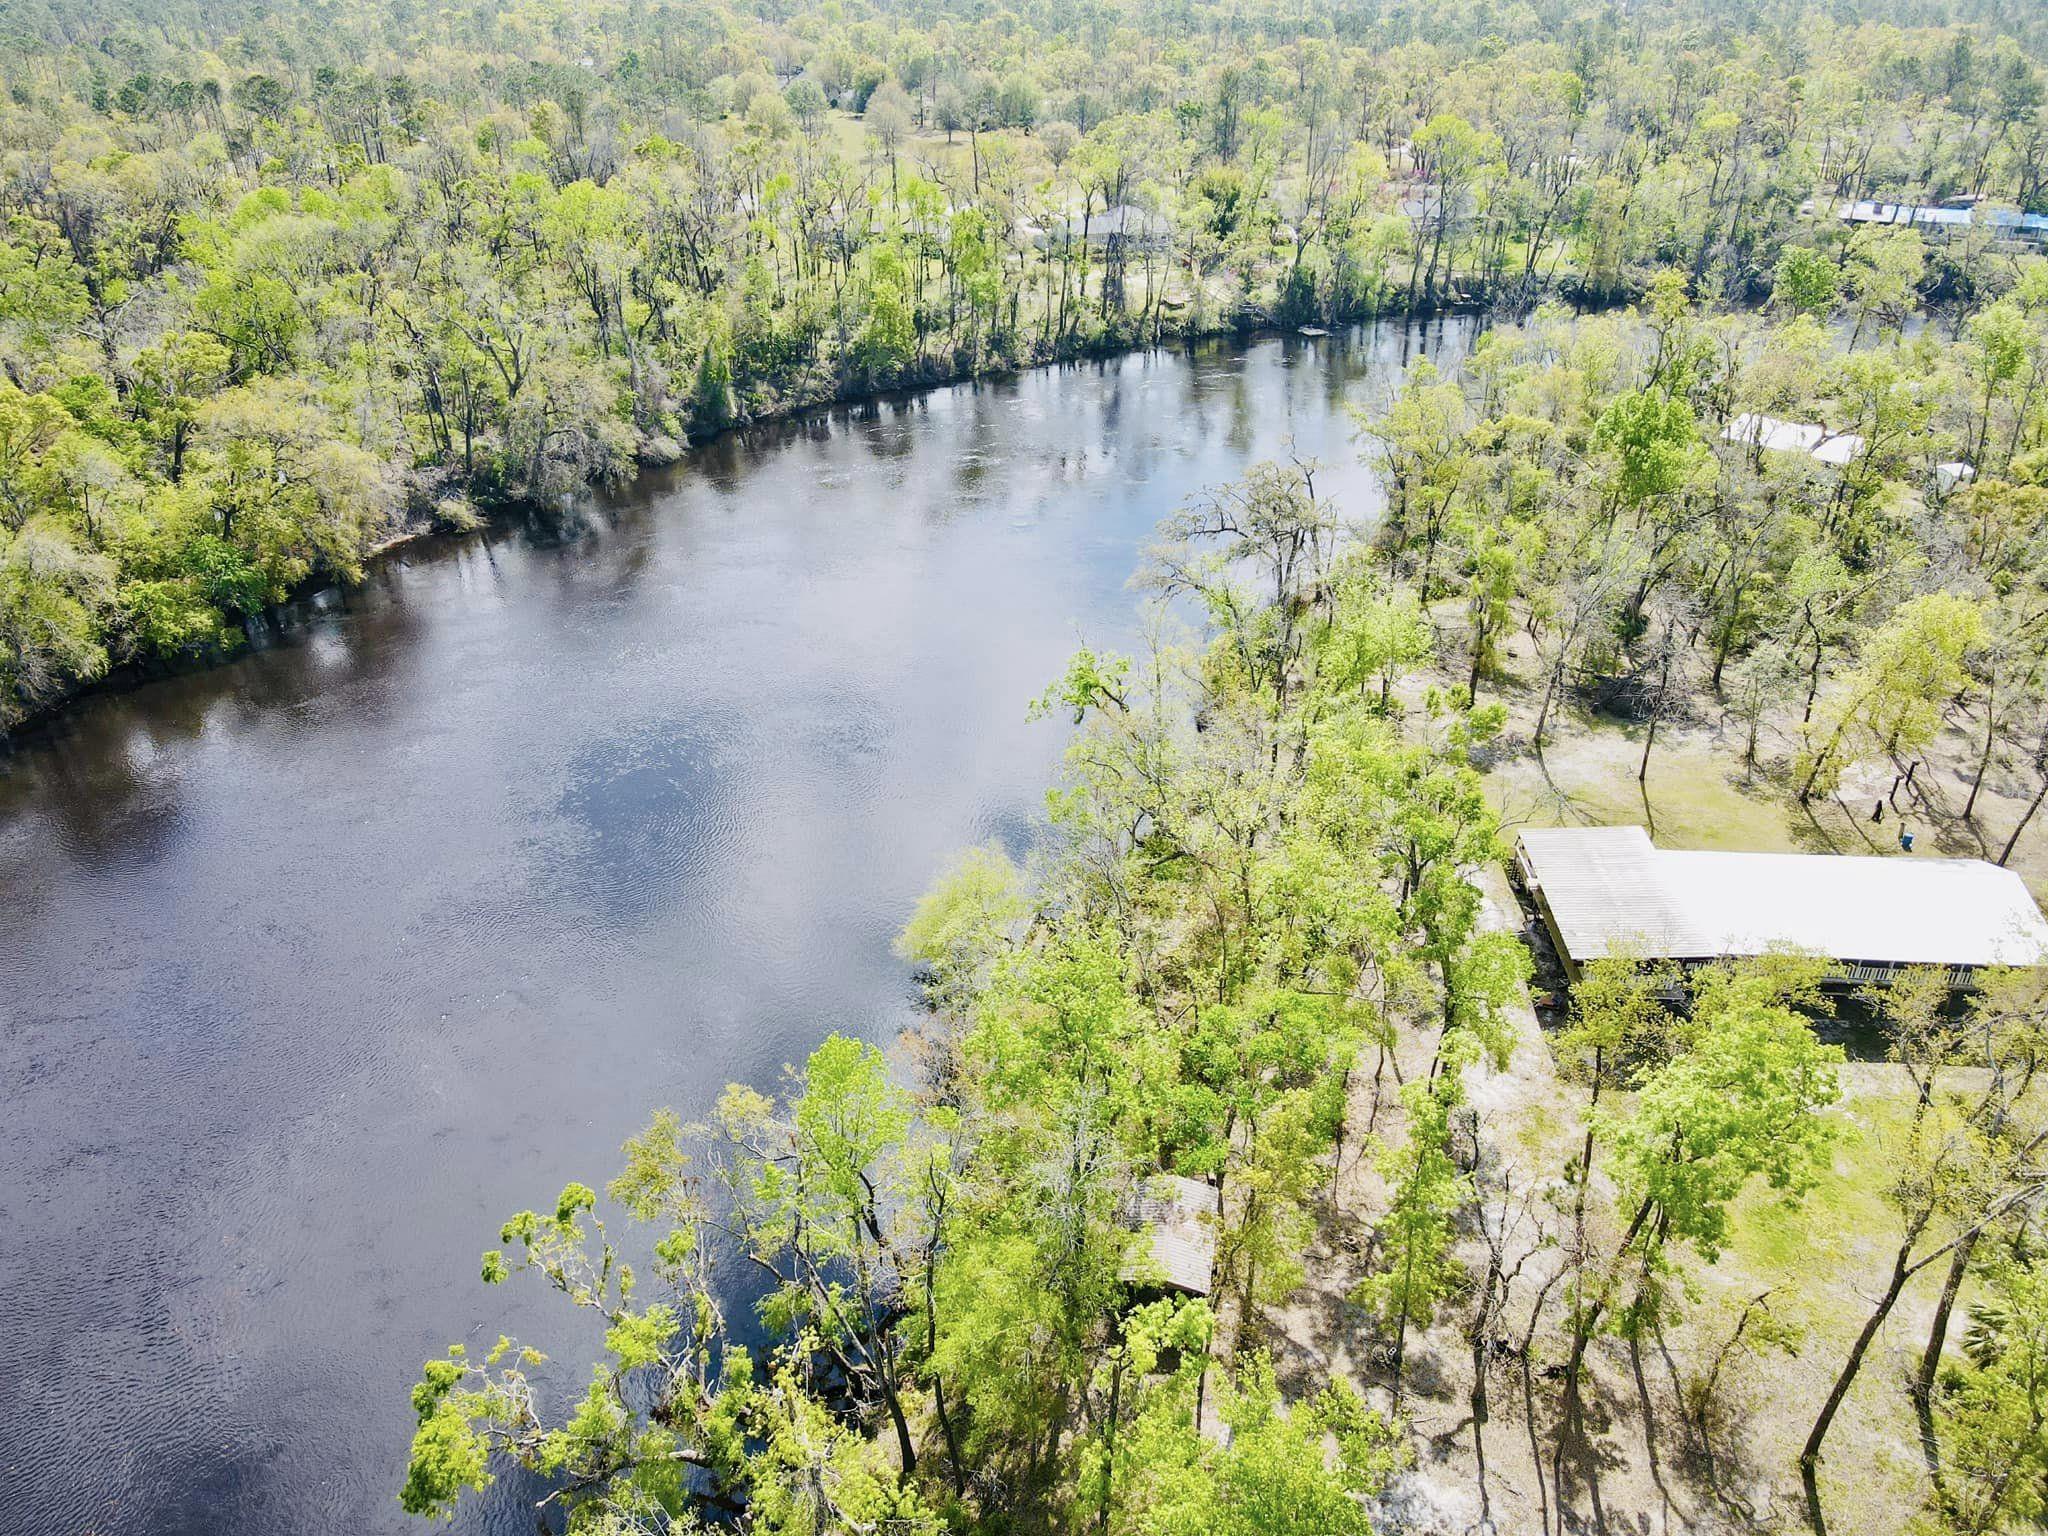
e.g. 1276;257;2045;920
4;0;2048;729
7;0;2048;1526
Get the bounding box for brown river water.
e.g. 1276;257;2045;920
0;318;1473;1534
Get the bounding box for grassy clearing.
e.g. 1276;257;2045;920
1298;641;2036;1534
1476;635;2048;900
1709;1085;1943;1529
1341;977;1961;1533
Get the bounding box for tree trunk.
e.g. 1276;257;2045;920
1391;1243;1416;1403
1912;1224;1983;1473
1803;624;1825;723
924;1262;967;1494
1800;1220;1927;1525
1535;666;1561;753
1999;770;2048;866
1096;1354;1122;1535
1964;684;1998;822
882;1382;918;1478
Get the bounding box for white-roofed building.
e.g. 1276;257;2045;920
1021;204;1172;254
1723;413;1978;490
1811;432;1865;468
1725;413;1827;455
1836;200;2048;247
1724;412;1866;469
1121;1174;1217;1296
1514;825;2048;989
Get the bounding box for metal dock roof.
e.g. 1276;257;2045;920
1517;825;2048;968
1122;1174;1217;1296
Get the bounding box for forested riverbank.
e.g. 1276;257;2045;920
400;265;2048;1531
0;311;1498;743
408;443;2048;1536
1;332;1402;1536
12;0;2048;1529
6;0;2048;735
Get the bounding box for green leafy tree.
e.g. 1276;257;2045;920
1352;1068;1470;1399
1772;245;1841;321
1111;1352;1404;1536
1935;1248;2048;1534
1797;592;1987;802
0;518;115;725
1562;985;1841;1405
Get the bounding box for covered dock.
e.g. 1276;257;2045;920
1514;825;2048;988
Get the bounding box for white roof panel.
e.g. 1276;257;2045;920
1518;826;2048;968
1723;413;1866;467
1726;412;1824;454
1810;431;1865;466
1123;1174;1216;1295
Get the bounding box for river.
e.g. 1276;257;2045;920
0;317;1474;1534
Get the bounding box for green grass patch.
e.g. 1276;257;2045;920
1729;1081;1910;1285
